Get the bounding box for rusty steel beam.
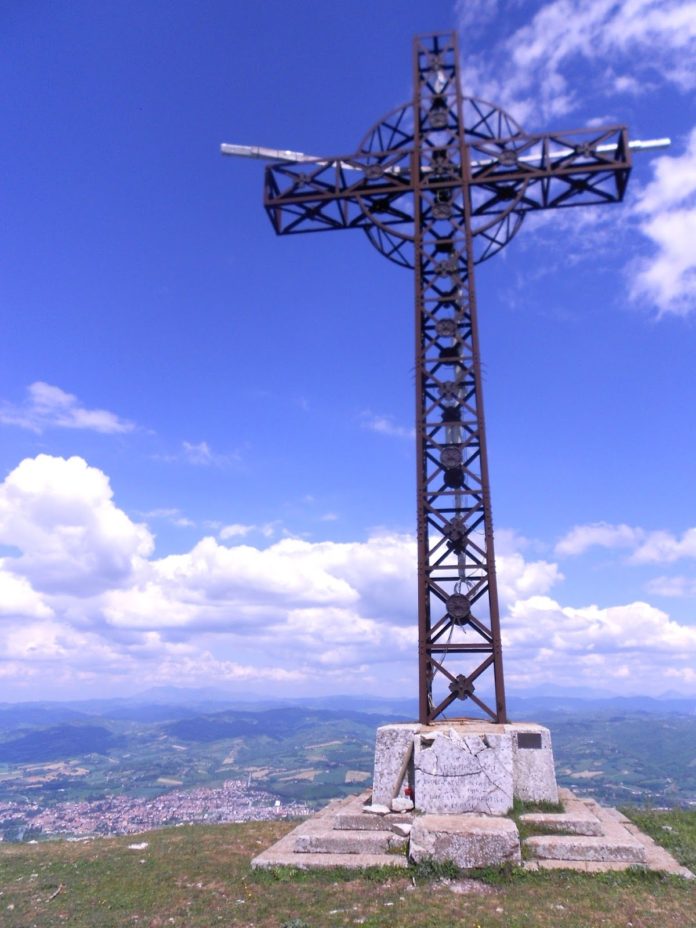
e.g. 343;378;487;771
223;31;654;723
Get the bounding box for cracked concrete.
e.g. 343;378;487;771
414;728;514;814
372;722;559;812
410;814;521;868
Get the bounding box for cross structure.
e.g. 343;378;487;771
223;32;666;725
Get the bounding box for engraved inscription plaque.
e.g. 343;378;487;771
517;732;542;750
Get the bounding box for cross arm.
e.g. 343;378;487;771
261;151;415;236
466;126;638;216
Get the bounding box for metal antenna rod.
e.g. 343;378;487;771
221;138;671;171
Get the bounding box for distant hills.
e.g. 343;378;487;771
0;724;118;763
0;690;693;822
1;688;694;726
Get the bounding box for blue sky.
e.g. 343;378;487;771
1;0;695;703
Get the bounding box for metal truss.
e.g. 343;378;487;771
261;32;633;724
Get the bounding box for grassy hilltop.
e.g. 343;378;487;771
0;807;694;928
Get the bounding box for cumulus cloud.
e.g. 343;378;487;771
0;565;53;618
555;522;645;556
630;528;696;564
503;595;696;690
0;454;694;697
0;382;135;434
630;128;696;315
0;455;153;595
556;520;696;564
496;551;563;601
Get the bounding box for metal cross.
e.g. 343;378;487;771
222;32;669;725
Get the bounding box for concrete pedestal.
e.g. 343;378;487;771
372;720;558;814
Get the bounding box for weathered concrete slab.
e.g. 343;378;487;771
372;721;559;813
410;814;521;868
520;809;602;836
253;781;693;877
334;792;413;831
525;800;648;865
522;790;693;877
591;796;693;878
525;832;646;863
524;859;646;873
414;728;514;815
295;829;407;855
371;723;419;806
511;723;559;804
526;795;646;863
251;792;408;870
335;812;413;831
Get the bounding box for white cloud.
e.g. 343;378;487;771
457;0;696;127
0;455;153;595
219;523;254;539
454;0;502;33
0;454;694;696
496;551;563;600
0;565;53;618
555;520;696;565
0;382;135;434
630;527;696;564
630;128;696;315
452;2;696;317
555;522;645;556
646;575;696;597
219;521;278;540
360;412;415;440
139;508;195;528
181;440;234;466
503;595;696;690
157;441;240;467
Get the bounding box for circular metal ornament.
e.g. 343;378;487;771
447;593;471;621
355;97;530;268
443;516;467;550
435;318;458;338
441;445;463;467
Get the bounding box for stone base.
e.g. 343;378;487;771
251;792;409;869
372;721;558;814
410;814;521;868
251;786;693;878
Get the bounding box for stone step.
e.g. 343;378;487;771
334;811;413;832
520;810;602;836
294;828;407;856
410;814;521;868
524;833;647;864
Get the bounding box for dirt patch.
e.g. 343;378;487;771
439;878;499;895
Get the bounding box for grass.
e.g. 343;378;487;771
511;796;574;845
0;811;693;928
512;797;565;815
623;806;696;873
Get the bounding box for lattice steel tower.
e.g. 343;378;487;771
222;32;668;725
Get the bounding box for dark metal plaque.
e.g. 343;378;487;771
517;732;543;750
